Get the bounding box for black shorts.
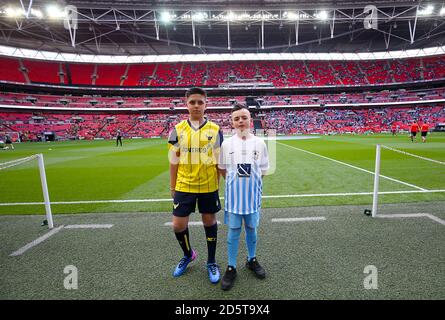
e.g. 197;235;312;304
421;131;427;137
172;190;221;217
411;131;417;137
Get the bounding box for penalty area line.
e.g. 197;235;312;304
271;217;326;223
9;224;114;257
64;224;114;229
376;213;445;226
9;225;64;257
164;221;221;226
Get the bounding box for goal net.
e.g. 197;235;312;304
0;154;54;228
370;144;445;218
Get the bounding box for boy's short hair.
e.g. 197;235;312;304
231;103;249;113
185;87;207;99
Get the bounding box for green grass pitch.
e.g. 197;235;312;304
0;133;444;299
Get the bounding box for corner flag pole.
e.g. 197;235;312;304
372;144;381;218
37;154;54;229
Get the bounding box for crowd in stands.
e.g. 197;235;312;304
1;55;445;87
1;105;444;141
263;105;445;134
1;88;444;110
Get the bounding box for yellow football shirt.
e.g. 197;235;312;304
168;119;222;193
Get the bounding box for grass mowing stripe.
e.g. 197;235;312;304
278;142;427;191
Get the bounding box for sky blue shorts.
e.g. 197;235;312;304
224;211;260;229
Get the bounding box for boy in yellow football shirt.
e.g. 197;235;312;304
168;87;223;284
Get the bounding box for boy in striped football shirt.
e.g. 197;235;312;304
218;103;270;291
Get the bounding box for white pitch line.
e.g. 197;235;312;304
263;189;445;198
425;214;445;226
1;189;445;206
271;217;326;222
9;225;64;257
381;145;445;166
164;221;221;226
278;142;427;191
64;224;114;229
376;213;445;226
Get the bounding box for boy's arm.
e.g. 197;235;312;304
168;127;180;198
170;161;179;198
260;140;270;177
218;167;226;179
217;136;227;180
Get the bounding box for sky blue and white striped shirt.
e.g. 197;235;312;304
218;134;269;215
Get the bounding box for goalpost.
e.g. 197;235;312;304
371;144;445;217
0;154;54;228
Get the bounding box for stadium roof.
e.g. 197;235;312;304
0;1;444;55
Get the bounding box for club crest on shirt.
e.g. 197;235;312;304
237;163;251;177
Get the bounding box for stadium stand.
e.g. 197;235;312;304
95;64;128;86
2;55;445;87
1;88;444;109
0;57;26;83
2;105;444;140
23;60;63;84
69;63;95;85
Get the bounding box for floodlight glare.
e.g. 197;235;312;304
5;7;24;18
286;12;299;21
192;12;206;21
226;11;236;21
440;7;445;15
418;5;434;15
316;11;328;20
31;9;43;19
160;11;172;23
46;5;65;18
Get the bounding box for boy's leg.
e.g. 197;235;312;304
198;191;221;264
202;214;218;264
172;215;192;257
221;212;242;291
225;212;243;268
227;226;242;268
198;191;222;283
244;213;266;279
245;225;257;261
172;192;198;277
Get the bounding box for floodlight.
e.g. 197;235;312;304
5;7;24;18
316;11;328;20
46;5;65;18
160;11;172;23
